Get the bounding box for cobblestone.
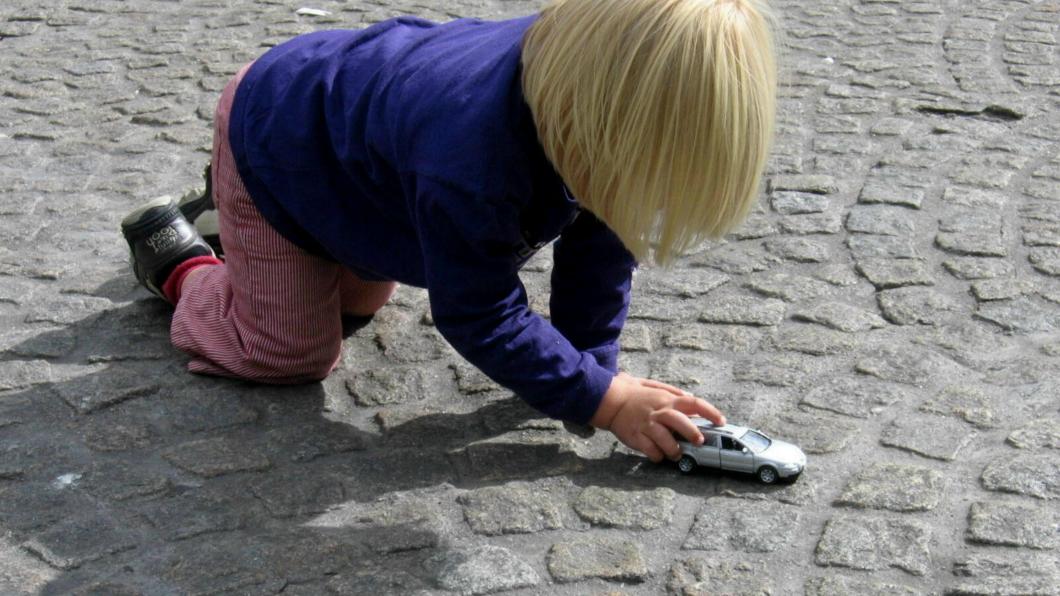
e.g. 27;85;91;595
457;480;570;535
967;501;1060;549
683;498;801;553
948;551;1060;596
546;537;648;584
572;485;675;530
667;557;772;596
835;463;945;512
815;514;932;576
981;454;1060;500
428;546;540;595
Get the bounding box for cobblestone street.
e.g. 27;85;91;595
1;0;1058;594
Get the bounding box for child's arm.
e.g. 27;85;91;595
415;176;615;423
549;213;725;460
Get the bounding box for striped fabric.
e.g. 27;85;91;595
170;64;395;383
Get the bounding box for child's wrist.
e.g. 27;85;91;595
590;375;625;430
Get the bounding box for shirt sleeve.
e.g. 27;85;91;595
549;211;637;373
413;176;615;424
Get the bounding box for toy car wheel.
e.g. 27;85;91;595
677;455;696;474
757;466;778;484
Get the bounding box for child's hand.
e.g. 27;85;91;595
590;372;726;463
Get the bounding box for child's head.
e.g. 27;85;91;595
522;0;777;265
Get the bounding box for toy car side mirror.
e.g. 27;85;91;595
741;447;749;454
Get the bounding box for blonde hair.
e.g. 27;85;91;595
522;0;777;265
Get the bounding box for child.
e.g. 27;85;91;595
121;0;776;463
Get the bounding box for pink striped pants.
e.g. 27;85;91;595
171;64;396;383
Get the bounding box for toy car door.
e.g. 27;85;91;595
719;436;755;473
693;432;722;468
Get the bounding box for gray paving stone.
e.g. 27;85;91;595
81;462;170;501
306;493;445;554
450;360;501;394
733;352;829;388
881;415;975;461
667;557;772;596
835;462;944;512
683;498;800;553
769;174;839;195
373;309;450;363
791;301;887;333
745;272;832;302
429;546;540;595
771;191;830;214
779;212;844;235
1007;418;1060;449
949;551;1060;596
620;322;653;352
764;237;831;262
453;431;583;482
846;205;917;236
943;257;1014;280
856;344;965;386
770;324;857;356
813;264;862;287
800;376;910;418
937;231;1009;257
573;485;675;530
858;182;925;208
547;536;648;584
972;278;1038;301
688;243;775;274
914;321;1020;367
457;480;569;536
249;472;347;518
856;258;935;289
0;359;52;391
326;567;426;596
663;325;763;353
699;294;786;326
1030;247;1060;276
805;575;920;596
1023;223;1060;247
981;454;1060;500
636;268;730;298
878;286;964;325
161;437;271;478
264;422;370;463
21;513;138;570
848;234;921;259
967;501;1059;549
760;410;859;455
139;488;258;542
920;384;998;428
976;297;1060;333
346;365;427;406
815;514;932;575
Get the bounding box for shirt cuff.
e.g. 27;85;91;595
584;344;620;373
552;361;615;426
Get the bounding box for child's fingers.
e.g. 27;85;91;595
633;434;665;463
653;409;703;445
638;378;687;398
646;422;683;460
673;394;726;426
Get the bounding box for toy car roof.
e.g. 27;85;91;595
689;418;749;437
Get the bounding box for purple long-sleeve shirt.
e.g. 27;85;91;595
228;15;636;423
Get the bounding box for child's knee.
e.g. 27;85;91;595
247;340;341;383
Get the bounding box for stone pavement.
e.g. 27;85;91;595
0;0;1058;593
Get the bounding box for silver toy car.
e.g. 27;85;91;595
675;418;806;484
